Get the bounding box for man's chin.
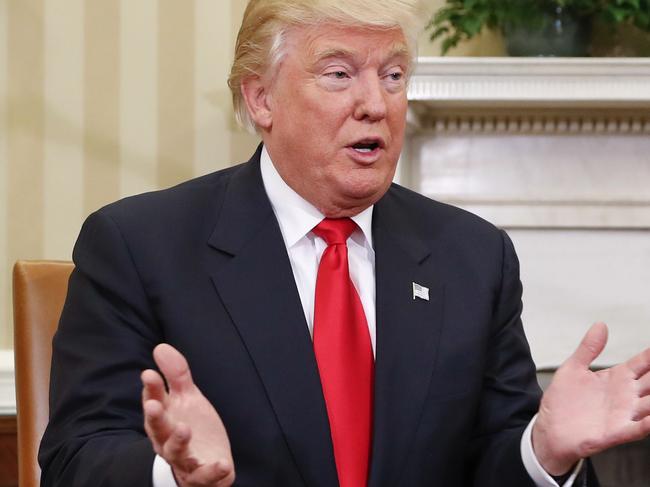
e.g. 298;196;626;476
338;181;391;209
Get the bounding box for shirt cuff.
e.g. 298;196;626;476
153;454;179;487
521;414;584;487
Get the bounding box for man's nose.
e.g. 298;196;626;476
353;74;387;122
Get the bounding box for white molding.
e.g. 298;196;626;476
0;350;16;415
405;58;650;229
417;113;650;135
409;57;650;106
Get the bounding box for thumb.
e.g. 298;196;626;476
153;343;195;394
568;322;608;368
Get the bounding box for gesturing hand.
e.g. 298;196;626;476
532;323;650;475
141;344;235;487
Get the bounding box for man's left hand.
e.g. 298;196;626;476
532;322;650;476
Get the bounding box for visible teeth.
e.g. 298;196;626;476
355;147;372;153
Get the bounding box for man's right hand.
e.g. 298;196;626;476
141;344;235;487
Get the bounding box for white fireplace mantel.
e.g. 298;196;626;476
406;57;650;136
409;57;650;106
404;57;650;369
404;57;650;229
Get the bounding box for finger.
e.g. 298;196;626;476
153;343;195;394
626;348;650;380
162;423;198;472
187;459;235;486
143;399;174;448
633;395;650;422
620;415;650;443
568;322;608;368
638;369;650;396
141;369;167;403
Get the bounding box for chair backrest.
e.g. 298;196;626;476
13;260;74;487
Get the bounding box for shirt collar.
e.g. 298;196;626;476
260;146;374;249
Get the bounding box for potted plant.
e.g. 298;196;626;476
427;0;650;56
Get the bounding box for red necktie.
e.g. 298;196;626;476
312;218;374;487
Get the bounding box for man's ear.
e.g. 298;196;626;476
240;76;273;130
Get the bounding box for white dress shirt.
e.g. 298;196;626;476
153;147;581;487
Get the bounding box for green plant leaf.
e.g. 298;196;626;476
425;0;650;53
441;36;460;55
606;5;633;22
458;15;486;36
463;0;482;8
634;10;650;30
429;26;450;42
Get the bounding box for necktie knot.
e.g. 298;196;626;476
312;218;357;245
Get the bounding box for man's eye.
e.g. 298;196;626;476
327;71;349;79
388;71;403;81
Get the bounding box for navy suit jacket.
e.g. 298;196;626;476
40;146;545;486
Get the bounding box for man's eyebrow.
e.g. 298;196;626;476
311;47;357;63
311;44;411;65
385;44;411;62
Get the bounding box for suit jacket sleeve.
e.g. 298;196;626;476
468;230;543;486
466;230;599;486
39;209;159;487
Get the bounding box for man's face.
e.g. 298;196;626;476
258;24;410;217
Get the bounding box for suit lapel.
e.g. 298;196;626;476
207;151;338;487
369;189;445;487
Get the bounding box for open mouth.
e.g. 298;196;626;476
350;139;383;153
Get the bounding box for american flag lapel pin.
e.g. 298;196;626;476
412;282;429;301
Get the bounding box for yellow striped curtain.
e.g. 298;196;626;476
0;0;261;349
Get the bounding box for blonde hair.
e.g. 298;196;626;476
228;0;427;133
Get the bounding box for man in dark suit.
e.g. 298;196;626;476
40;1;650;486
